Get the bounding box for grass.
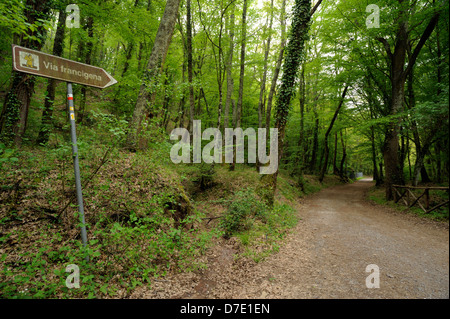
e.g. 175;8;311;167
235;203;298;263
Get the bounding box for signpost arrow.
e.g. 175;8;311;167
12;44;117;88
12;45;118;261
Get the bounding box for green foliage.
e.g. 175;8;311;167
0;143;19;168
0;102;216;298
0;0;449;300
275;0;312;129
237;202;298;263
191;162;216;191
220;188;269;237
0;0;49;41
91;111;129;145
0;155;215;298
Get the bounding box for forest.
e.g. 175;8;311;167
0;0;448;299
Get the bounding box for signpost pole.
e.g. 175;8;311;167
67;82;89;261
11;45;117;261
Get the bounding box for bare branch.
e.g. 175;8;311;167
310;0;323;16
376;37;393;60
404;11;440;78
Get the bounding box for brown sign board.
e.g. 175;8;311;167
12;44;117;89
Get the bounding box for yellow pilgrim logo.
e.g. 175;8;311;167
19;52;39;71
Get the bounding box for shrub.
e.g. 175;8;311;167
220;188;268;237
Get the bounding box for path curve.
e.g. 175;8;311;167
224;179;449;299
138;179;449;299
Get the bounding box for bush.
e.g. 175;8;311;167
193;163;216;191
220;188;269;237
0;143;19;169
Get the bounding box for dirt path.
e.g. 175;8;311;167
137;179;449;299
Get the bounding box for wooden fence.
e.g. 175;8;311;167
392;185;449;214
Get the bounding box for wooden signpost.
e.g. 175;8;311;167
12;45;117;88
12;45;118;260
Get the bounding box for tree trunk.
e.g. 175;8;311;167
36;6;67;145
122;44;134;78
296;64;305;175
319;85;348;182
137;1;153;71
399;128;407;177
413;149;428;186
435;14;442;183
236;0;248;129
260;0;313;207
0;0;51;146
265;0;286;130
309;107;319;173
339;130;347;180
224;8;235;129
125;0;181;150
435;143;442;183
413;133;436;186
258;0;273;129
256;0;274;172
378;4;440;199
186;0;195;133
333;132;339;175
370;125;380;186
120;0;141;78
229;0;248;171
176;55;187;128
78;16;94;124
195;88;202;117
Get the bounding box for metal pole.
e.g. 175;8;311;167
67;82;89;261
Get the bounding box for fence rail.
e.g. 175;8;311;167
392;185;449;214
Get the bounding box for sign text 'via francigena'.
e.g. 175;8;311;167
12;44;117;89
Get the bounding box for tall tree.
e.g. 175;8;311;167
319;85;348;182
122;0;141;78
77;13;94;124
125;0;181;150
235;0;248;129
265;0;286;130
376;0;441;199
36;4;67;145
258;0;274;129
296;63;306;175
197;0;235;130
186;0;195;132
260;0;313;206
0;0;52;145
224;6;235;129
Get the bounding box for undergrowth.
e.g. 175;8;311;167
0;98;346;298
